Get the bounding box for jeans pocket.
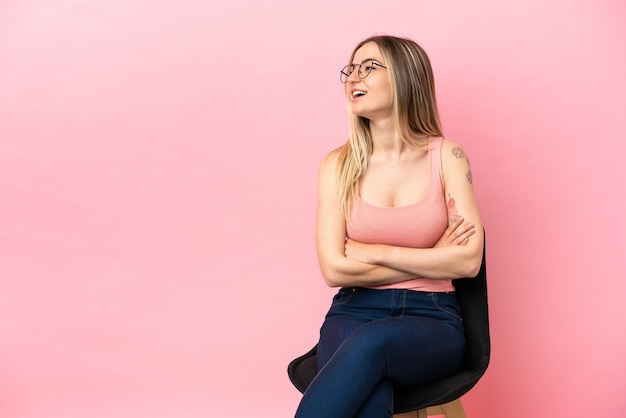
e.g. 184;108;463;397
431;293;463;322
332;288;356;305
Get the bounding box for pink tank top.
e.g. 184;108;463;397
347;136;454;292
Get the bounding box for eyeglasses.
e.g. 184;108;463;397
340;59;387;83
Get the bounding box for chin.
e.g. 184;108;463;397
351;108;386;122
349;105;371;119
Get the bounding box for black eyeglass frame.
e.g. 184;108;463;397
340;60;387;83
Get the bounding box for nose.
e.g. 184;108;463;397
346;65;361;83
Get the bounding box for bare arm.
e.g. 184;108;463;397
344;140;484;279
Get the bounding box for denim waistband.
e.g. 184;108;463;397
330;286;463;327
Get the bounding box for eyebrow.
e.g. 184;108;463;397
352;57;383;65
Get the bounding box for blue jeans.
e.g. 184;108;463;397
295;287;466;418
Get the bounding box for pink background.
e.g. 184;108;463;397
1;0;625;417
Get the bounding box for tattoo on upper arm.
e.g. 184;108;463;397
447;195;460;224
451;146;473;184
451;146;466;159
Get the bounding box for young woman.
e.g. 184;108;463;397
294;35;484;418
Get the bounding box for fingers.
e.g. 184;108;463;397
445;217;475;245
444;217;463;241
455;223;475;245
445;217;465;239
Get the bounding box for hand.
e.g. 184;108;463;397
345;238;380;264
435;217;475;248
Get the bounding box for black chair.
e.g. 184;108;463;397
288;243;489;417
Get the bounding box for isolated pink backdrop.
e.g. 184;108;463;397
1;0;625;417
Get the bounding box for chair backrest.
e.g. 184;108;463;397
452;243;490;375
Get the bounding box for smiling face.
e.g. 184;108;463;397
345;42;393;121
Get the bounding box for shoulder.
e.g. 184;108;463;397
317;145;349;206
319;144;347;174
440;138;469;160
440;138;473;185
440;138;471;168
316;145;344;192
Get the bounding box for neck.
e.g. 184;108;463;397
369;118;405;157
369;119;430;159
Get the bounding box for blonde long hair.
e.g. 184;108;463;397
336;35;444;219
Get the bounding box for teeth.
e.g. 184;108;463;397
352;90;366;97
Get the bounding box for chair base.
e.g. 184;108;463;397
393;399;466;418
